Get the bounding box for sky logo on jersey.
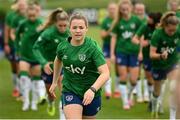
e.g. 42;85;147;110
161;47;175;54
122;31;133;39
79;54;86;62
65;64;86;74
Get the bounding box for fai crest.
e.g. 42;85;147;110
79;54;86;62
66;95;73;102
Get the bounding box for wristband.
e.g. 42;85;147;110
90;86;96;93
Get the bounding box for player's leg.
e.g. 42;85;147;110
129;54;140;106
116;53;129;110
41;70;56;116
62;92;83;119
19;60;31;111
113;64;121;98
151;68;166;118
167;67;178;120
6;48;20;97
104;58;112;99
136;65;143;103
103;45;112;99
31;64;46;111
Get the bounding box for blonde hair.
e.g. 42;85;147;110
69;12;88;28
40;8;69;30
109;0;132;32
158;11;179;28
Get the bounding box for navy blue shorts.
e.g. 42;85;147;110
6;47;19;62
152;65;178;81
177;47;180;53
116;52;139;67
41;70;63;84
62;92;101;116
143;58;152;72
102;44;110;58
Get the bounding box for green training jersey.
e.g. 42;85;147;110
101;17;113;46
136;23;154;58
33;25;70;67
151;28;180;70
16;18;42;62
56;36;106;98
11;12;25;30
5;10;17;47
112;15;142;55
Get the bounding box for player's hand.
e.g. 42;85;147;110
161;50;168;60
82;89;95;106
110;54;116;63
44;62;53;75
49;83;57;99
141;40;149;47
4;44;10;55
138;52;143;61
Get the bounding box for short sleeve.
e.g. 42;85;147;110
150;29;159;47
5;12;11;26
136;23;146;37
56;42;65;61
100;18;108;30
111;23;119;35
92;41;106;67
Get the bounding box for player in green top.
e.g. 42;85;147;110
133;2;149;102
16;2;45;111
100;2;117;99
134;2;147;23
49;13;109;119
110;0;142;110
150;12;179;119
4;0;27;98
167;0;180;53
33;8;70;116
133;12;162;111
10;0;27;42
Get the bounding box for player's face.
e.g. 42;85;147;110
27;7;39;21
17;0;27;14
120;3;131;17
170;2;178;11
165;24;177;36
56;20;68;33
70;19;88;41
108;3;117;18
134;5;145;16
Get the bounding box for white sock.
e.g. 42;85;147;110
59;101;66;119
169;80;176;120
36;80;46;99
143;79;149;97
104;78;112;94
159;81;166;105
119;83;128;106
20;76;31;105
31;81;38;106
137;80;142;98
114;76;119;92
148;84;154;100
